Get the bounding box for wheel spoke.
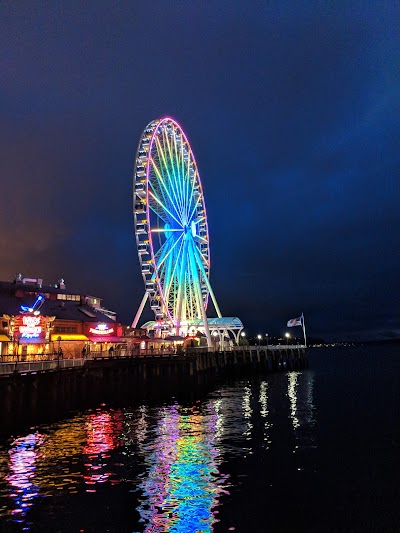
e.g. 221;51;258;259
172;129;186;218
148;190;182;227
153;235;172;263
154;134;179;207
151;228;183;233
187;194;202;226
156;232;184;271
163;236;184;312
151;148;181;220
160;129;184;219
183;158;195;224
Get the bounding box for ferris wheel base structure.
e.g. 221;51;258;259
139;317;244;347
132;116;242;347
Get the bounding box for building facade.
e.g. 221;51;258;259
0;275;144;360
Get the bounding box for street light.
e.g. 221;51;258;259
265;333;269;350
212;331;218;351
285;332;290;346
257;334;262;346
240;331;246;346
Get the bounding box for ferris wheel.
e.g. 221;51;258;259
132;117;221;345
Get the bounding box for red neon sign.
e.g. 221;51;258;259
89;323;114;335
19;316;42;338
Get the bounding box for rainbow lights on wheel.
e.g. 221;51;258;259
132;117;221;345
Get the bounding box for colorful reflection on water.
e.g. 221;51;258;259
0;370;317;532
136;404;229;532
83;409;124;490
0;402;230;532
6;432;43;530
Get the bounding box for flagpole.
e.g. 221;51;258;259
301;313;307;348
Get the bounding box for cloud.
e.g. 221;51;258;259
0;0;399;339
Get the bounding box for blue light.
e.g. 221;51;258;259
20;294;45;314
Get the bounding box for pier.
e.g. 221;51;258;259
0;345;307;378
0;345;307;434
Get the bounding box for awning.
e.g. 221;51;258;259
0;334;10;342
50;334;89;341
19;337;48;344
87;336;124;343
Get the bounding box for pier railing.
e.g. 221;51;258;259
0;345;306;377
0;358;87;375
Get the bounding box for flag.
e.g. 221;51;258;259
287;316;302;327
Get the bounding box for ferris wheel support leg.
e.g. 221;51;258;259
132;292;149;328
234;329;242;345
192;244;222;318
188;239;213;349
199;298;212;349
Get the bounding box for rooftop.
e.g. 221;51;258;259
0;279;113;323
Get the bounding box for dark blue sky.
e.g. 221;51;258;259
1;1;399;340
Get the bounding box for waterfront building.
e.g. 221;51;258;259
0;275;144;360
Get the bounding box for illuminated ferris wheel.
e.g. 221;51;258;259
132;117;221;344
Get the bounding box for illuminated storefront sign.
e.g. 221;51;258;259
20;294;44;314
19;316;42;339
88;323;114;335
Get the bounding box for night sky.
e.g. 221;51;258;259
1;1;399;341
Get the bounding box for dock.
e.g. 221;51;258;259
0;345;308;434
0;345;307;378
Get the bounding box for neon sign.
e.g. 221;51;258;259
89;323;114;335
19;316;42;338
20;294;45;314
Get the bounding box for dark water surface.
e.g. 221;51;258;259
1;345;400;532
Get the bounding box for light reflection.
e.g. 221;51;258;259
0;403;230;530
287;371;316;448
288;373;300;429
212;399;223;442
30;419;86;497
137;403;229;532
83;410;124;489
208;386;252;456
242;385;253;440
6;432;43;530
0;375;319;530
135;405;148;447
259;381;272;447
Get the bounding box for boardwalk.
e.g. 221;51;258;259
0;345;306;377
0;345;308;435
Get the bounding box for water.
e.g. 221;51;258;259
1;345;400;532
